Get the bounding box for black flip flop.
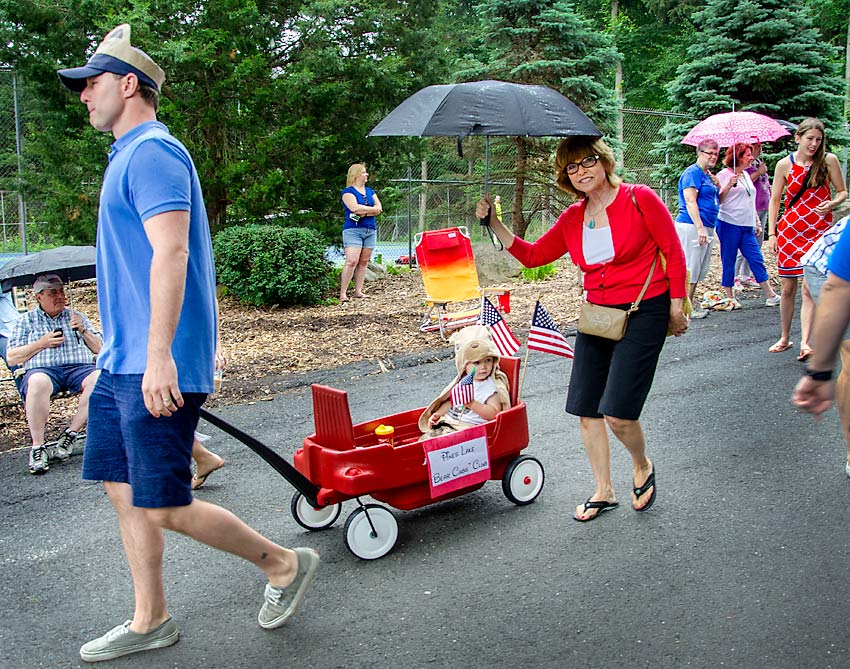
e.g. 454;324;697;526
633;466;656;512
573;499;619;522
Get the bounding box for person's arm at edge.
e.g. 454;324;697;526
142;209;190;418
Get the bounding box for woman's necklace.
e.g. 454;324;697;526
586;190;616;229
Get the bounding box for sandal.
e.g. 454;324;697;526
797;347;813;362
769;340;793;353
573;499;619;522
633;465;656;512
192;458;225;490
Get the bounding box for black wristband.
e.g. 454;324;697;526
805;367;833;382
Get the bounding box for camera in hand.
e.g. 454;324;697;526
350;213;361;223
54;328;63;336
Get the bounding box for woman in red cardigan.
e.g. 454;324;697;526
477;136;687;522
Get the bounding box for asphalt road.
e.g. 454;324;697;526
2;294;849;669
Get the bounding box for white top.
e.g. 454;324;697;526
717;169;759;227
582;225;615;265
447;376;498;425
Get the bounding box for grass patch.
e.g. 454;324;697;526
521;263;558;282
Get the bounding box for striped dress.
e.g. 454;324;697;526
777;155;832;278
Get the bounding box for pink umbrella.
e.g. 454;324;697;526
681;111;790;147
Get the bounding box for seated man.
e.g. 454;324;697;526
7;274;102;474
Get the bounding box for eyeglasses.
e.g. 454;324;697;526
700;150;719;157
565;155;600;175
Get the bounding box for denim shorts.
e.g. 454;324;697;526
82;370;206;508
20;363;97;398
342;226;376;249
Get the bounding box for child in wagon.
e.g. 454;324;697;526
419;325;511;439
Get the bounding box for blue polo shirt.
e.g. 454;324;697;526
96;121;216;392
676;163;719;228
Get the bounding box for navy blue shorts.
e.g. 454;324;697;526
82;370;206;508
21;363;97;398
567;292;670;420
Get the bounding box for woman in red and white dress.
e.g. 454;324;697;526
768;118;847;360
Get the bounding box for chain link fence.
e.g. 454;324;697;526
371;108;693;265
0;69;28;257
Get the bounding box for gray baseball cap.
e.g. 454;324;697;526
57;24;165;93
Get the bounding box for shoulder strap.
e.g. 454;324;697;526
786;184;810;213
628;186;660;312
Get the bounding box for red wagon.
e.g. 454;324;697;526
288;356;544;559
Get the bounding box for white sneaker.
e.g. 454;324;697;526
765;294;781;307
690;308;709;319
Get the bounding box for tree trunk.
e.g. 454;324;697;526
613;0;624;167
512;137;529;239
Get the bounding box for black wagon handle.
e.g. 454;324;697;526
199;408;321;507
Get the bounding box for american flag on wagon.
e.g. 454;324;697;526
477;297;521;356
528;301;574;359
451;368;476;406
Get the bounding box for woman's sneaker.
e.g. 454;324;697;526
765;294;781;307
28;445;49;475
53;429;78;461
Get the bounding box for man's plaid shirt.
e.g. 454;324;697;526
9;308;100;369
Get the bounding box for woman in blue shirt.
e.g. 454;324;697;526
340;163;383;302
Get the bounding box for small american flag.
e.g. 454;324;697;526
528;301;574;359
477;297;521;356
451;368;476;407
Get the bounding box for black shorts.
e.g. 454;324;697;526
566;292;670;420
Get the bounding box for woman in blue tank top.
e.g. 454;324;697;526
340;163;383;302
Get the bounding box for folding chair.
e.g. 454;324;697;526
414;226;511;338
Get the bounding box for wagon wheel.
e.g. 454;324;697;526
502;455;545;506
343;504;398;560
290;492;342;531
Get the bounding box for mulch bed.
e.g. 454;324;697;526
0;244;777;453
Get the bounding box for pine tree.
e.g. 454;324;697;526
658;0;846;192
458;0;620;237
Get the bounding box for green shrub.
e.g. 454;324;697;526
386;264;411;277
214;224;332;306
521;263;558;282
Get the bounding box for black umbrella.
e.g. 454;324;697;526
369;80;601;186
0;246;96;309
776;119;799;133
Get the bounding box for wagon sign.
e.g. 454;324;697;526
423;424;491;497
